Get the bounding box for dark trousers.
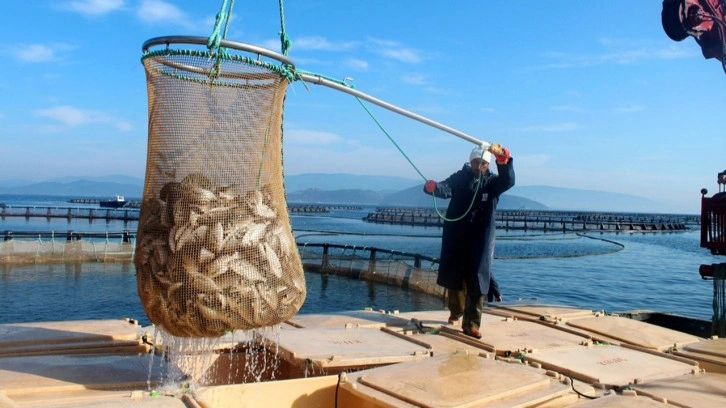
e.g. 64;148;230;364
447;286;484;329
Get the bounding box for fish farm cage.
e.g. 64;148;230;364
0;231;443;298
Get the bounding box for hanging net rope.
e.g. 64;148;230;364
713;263;726;337
135;38;304;337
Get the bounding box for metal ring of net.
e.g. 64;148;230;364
135;36;305;337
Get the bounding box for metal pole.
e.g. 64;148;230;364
297;73;490;148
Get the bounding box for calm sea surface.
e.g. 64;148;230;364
0;194;722;326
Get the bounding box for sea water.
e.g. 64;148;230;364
0;195;722;326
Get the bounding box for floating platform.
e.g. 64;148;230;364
363;208;694;232
1;305;726;407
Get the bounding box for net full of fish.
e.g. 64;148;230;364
135;174;306;337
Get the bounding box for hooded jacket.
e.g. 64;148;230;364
424;158;515;296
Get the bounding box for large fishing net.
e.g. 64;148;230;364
135;39;305;337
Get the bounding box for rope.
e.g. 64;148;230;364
429;141;489;222
207;0;234;51
207;0;235;81
346;80;480;223
35;234;43;263
713;263;726;337
354;97;426;181
292;69;483;225
290;71;439;191
279;0;291;56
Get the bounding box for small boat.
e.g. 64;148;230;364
99;195;127;208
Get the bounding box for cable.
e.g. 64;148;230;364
569;376;599;400
334;372;342;408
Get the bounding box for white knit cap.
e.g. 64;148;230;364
469;147;492;163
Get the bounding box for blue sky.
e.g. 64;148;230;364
0;0;724;213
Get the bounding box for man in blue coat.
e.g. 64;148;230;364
423;145;514;338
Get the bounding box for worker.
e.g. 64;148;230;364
423;144;514;338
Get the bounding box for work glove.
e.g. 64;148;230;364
424;180;436;193
495;147;510;164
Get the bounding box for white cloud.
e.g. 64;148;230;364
284;129;341;145
36;106;89;126
293;36;358;51
345;58;369;71
368;38;399;48
653;45;695;59
401;73;426;85
508;122;580;133
12;43;76;63
534;38;695;70
61;0;125;16
14;44;56;62
380;47;422;64
293;36;335;50
480;107;495;113
137;0;185;23
549;105;585;112
260;38;284;52
34;105;131;132
613;104;645;114
282;144;417;177
367;38;422;64
516;153;551;167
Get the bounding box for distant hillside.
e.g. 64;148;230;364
285;185;547;209
380;185;547;210
0;179;143;199
509;185;659;213
286;188;384;205
47;174;144;186
0;173;667;213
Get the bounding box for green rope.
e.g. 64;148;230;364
356;92;482;223
207;0;235;82
279;0;291;56
429;149;485;223
431;177;482;222
353;97;426;182
142;49;290;86
292;69;348;85
291;52;496;226
297;70;482;224
208;0;233;50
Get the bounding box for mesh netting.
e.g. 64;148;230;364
713;263;726;337
135;49;305;337
0;238;135;264
297;245;445;298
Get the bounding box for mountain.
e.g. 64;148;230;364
0;173;664;213
285;188;385;205
379;185;547;210
0;180;143;199
47;174;145;186
508;185;659;213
